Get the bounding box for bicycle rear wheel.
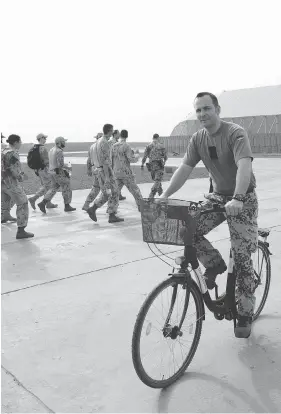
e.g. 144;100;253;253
252;241;271;321
132;276;204;388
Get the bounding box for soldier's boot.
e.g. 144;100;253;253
82;203;90;212
38;200;47;214
16;227;34;240
1;214;17;223
234;316;252;338
119;194;126;201
203;260;227;290
28;197;37;210
46;201;58;209
64;204;76;212
108;213;124;223
87;205;98;222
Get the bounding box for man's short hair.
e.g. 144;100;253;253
153;133;159;139
113;129;119;137
6;134;21;145
120;130;128;139
195;92;219;107
103;124;113;135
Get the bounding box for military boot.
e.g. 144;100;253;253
82;204;90;212
46;202;58;209
16;227;34;240
1;214;17;223
119;194;126;201
64;204;76;212
234;316;252;338
28;197;37;210
87;205;98;222
108;213;124;223
38;200;47;214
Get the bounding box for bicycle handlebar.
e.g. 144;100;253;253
200;203;226;215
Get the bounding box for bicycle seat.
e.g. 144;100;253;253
258;228;270;237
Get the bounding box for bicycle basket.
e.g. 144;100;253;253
140;198;201;246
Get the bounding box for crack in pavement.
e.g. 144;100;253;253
1;365;55;413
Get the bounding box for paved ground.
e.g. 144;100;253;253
1;158;281;413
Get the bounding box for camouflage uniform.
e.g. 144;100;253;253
142;142;167;198
29;145;56;203
44;146;72;204
111;141;143;210
194;191;258;317
92;136;119;214
1;148;29;226
83;146;101;210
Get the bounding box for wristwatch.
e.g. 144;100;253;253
232;194;246;203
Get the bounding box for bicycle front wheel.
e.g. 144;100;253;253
132;276;204;388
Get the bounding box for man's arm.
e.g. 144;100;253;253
224;157;253;217
161;135;200;198
162;163;194;198
125;144;138;163
8;153;24;180
56;149;66;169
39;146;49;166
163;147;168;163
86;150;92;176
99;140;112;180
141;145;150;165
234;157;252;195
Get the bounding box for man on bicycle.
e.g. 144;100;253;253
160;92;258;338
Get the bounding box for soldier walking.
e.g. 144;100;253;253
87;124;124;223
1;134;34;239
111;129;142;211
37;137;76;213
141;133;168;198
82;132;103;211
108;129;126;200
28;133;58;210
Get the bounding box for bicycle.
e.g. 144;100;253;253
132;199;272;389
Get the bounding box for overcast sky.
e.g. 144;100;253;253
1;0;281;142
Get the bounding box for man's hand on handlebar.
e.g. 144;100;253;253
224;198;243;216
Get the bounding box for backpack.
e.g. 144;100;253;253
27;144;44;170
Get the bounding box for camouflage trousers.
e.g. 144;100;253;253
116;176;143;210
44;170;72;205
83;173;100;209
1;179;29;227
32;168;55;201
149;168;164;198
194;191;258;317
94;170;119;215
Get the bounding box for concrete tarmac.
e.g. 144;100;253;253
1;158;281;413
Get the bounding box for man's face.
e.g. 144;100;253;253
14;139;22;150
153;137;159;145
108;128;113;138
114;131;120;140
194;95;220;128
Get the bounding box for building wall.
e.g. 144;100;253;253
161;133;281;154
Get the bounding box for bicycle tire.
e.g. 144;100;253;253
132;276;204;389
252;240;271;321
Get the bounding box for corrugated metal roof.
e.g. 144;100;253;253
186;85;281;119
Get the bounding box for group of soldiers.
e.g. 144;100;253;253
1;125;168;239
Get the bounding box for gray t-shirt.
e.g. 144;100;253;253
183;121;256;195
